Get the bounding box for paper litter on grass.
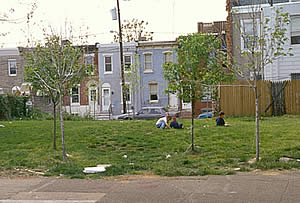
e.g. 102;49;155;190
0;125;5;128
83;164;112;174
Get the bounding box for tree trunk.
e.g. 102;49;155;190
254;85;260;161
132;91;136;119
59;94;67;162
53;104;57;150
191;99;195;151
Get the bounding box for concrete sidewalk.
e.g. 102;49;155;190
0;171;300;203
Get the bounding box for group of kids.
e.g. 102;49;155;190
155;111;229;130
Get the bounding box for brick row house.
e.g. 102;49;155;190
0;48;26;95
63;45;100;118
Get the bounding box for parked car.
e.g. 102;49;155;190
114;107;179;120
197;111;213;119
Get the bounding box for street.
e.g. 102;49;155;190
0;171;300;202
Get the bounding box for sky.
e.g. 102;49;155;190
1;0;227;47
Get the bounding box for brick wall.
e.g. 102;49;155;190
0;54;25;93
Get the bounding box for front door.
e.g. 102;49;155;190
169;93;178;110
89;87;98;113
102;88;110;111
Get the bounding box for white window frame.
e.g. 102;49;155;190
71;84;80;105
120;82;132;104
240;19;260;51
148;82;158;103
124;53;132;73
201;86;212;101
144;52;153;73
8;59;17;76
250;71;262;81
291;15;300;45
163;51;173;64
103;54;113;74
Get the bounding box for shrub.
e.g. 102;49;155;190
0;94;28;120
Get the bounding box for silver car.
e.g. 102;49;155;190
115;107;178;120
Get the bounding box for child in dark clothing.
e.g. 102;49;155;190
216;111;229;127
170;117;183;129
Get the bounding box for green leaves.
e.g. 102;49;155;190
163;33;232;102
24;35;91;103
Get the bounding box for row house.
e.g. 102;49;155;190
98;42;137;115
0;48;26;95
97;41;179;116
229;0;300;81
138;41;178;111
63;45;99;117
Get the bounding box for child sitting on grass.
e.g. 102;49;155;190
216;111;230;127
170;117;183;129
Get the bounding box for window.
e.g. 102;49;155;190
291;16;300;45
85;54;95;75
0;88;3;95
104;55;112;73
71;85;80;104
201;87;212;101
163;52;173;64
8;59;17;76
149;83;158;102
138;109;148;114
124;55;132;72
241;19;259;50
291;73;300;80
250;72;262;81
149;108;161;114
90;89;97;102
144;53;152;72
182;86;191;103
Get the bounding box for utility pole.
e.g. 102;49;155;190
117;0;127;114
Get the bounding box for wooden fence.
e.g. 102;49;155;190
285;80;300;114
220;81;272;116
219;80;300;116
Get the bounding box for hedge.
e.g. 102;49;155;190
0;94;28;120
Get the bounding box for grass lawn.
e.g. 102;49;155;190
0;115;300;178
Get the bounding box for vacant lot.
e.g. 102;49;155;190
0;115;300;178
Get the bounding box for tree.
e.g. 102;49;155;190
163;33;230;151
125;54;141;117
113;18;153;42
24;35;92;161
231;3;292;161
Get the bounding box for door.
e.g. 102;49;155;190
169;93;178;110
102;88;110;111
89;87;98;112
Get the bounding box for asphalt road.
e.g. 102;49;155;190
0;171;300;203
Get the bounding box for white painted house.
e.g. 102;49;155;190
263;1;300;81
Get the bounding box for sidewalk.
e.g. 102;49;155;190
0;171;300;202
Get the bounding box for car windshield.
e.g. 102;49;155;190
149;108;161;114
138;109;148;114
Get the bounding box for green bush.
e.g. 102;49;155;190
0;94;28;120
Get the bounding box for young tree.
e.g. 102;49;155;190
231;4;292;161
125;54;141;117
163;33;230;151
113;18;153;42
24;35;92;161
